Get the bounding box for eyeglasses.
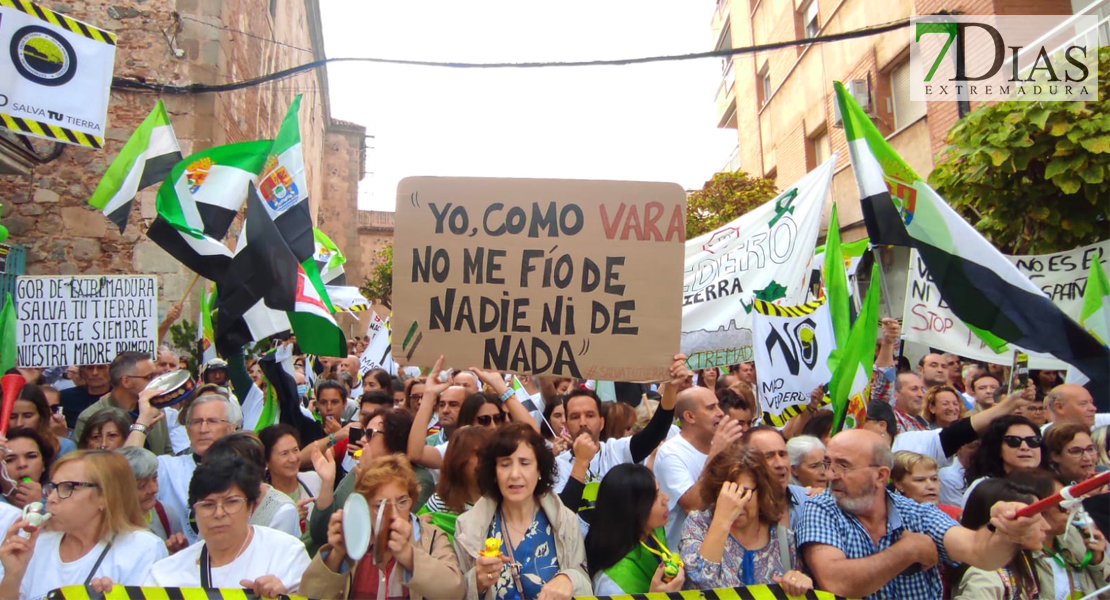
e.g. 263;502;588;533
128;372;155;382
476;413;507;426
44;481;99;499
1064;445;1097;457
408;393;423;402
188;417;231;428
827;461;882;476
806;461;829;472
369;496;412;512
194;495;248;517
1002;435;1043;449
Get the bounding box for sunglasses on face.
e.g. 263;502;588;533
475;413;507;426
1002;435;1043;449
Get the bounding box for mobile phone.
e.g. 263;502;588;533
51;405;64;416
1010;352;1029;395
349;426;363;446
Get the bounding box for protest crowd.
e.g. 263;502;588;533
0;325;1107;600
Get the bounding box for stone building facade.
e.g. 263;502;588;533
0;0;368;338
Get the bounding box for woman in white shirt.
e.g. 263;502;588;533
146;456;310;595
203;431;300;537
0;450;168;600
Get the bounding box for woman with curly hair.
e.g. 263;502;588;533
679;444;812;596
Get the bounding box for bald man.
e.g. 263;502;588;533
798;429;1044;600
1043;383;1108;432
653;386;742;552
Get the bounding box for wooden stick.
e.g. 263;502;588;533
175;273;201;309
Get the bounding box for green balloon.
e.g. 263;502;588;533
0;224;7;243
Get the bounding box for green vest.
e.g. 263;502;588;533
602;527;667;594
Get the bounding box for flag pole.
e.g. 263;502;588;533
175;273;201;311
871;247;895;319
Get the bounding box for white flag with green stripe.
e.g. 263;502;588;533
88;100;181;233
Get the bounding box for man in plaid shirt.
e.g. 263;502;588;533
798;429;1045;599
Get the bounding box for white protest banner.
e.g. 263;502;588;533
903;240;1109;364
16;275;158;367
752;298;833;427
682;155;835;370
359;312;396;377
393;176;686;381
0;1;116;148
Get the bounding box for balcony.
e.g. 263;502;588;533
711;0;730;41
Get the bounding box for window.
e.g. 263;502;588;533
759;63;771;106
891;60;927;130
810;129;830;167
803;1;819;38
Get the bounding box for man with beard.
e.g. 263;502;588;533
799;429;1045;600
653;386;743;551
554;354;686;524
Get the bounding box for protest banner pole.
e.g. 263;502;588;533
871;247;894;319
174;273;201;312
1015;471;1110;519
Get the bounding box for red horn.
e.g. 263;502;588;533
0;374;25;438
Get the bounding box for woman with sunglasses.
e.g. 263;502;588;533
0;450;167;599
454;422;590;600
585;464;685;594
459;393;508;431
402;378;427;414
419;426;492;542
964;415;1043;505
301;455;465;600
146;456;310;594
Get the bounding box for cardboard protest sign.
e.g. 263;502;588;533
392;177;685;381
0;0;116;148
752;298;833;427
359;312;396;377
681;156;835;370
15;275;157;367
903;240;1108;365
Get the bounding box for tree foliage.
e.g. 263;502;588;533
168;319;199;374
360;243;393;309
928;48;1110;255
686;170;779;239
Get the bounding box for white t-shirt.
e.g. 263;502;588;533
553;435;635;493
165;407;191;454
156;453;198;544
145;525;310;590
21;529;167;600
892;429;950;468
938;460;967;509
652;433;707;553
0;503;22;580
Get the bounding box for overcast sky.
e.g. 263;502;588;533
321;1;738;212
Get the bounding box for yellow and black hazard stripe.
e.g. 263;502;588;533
48;585;853;600
0;0;116;44
764;394;830;428
752;298;825;318
347;303;371;312
0;112;102;148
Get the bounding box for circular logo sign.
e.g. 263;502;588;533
10;25;77;86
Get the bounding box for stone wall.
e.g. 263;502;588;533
0;0;354;348
318;121;367;287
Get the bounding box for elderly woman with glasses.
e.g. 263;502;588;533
0;451;167;599
301;455;465;600
146;456;310;595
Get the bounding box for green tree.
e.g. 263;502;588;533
360;243;393;309
168;319;199;374
686;170;779;239
928;48;1110;255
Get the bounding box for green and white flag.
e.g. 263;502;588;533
314;228;347;286
146;140;271;282
89;100;181;233
834;80;1109;411
197;283;216;364
1080;261;1110;346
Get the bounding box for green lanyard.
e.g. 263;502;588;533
1042;537;1093;570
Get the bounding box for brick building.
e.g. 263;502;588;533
711;0;1096;239
0;0;370;336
